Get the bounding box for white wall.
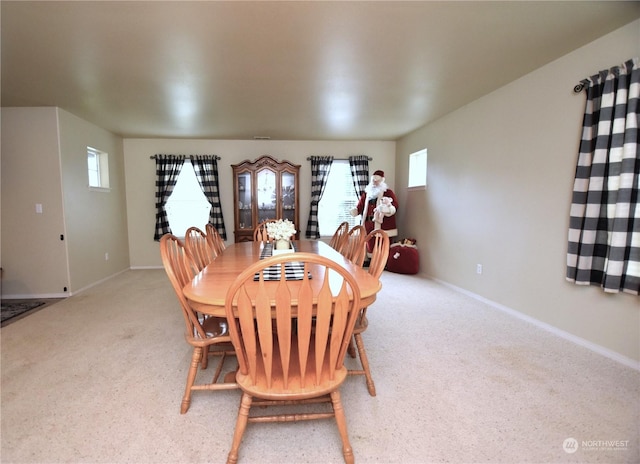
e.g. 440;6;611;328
395;20;640;363
1;108;68;297
1;107;129;297
124;139;395;267
58;110;129;292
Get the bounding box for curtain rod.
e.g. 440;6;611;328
306;156;372;161
574;82;586;93
149;155;221;160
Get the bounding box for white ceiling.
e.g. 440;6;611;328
2;1;639;141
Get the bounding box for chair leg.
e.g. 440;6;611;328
201;345;209;369
354;333;376;396
181;347;202;414
330;390;354;464
227;393;253;464
347;336;357;358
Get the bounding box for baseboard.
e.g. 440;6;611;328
428;275;640;372
68;269;130;296
130;265;164;270
2;268;131;300
1;292;69;300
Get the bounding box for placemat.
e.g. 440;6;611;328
255;243;311;281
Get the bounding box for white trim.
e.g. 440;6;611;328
428;275;640;372
67;268;129;296
3;268;156;299
4;269;131;299
88;186;111;193
2;292;69;299
55;108;73;298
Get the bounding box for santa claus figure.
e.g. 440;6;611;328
351;170;398;240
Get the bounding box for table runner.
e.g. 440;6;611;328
255;243;311;281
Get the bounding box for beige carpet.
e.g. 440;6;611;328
1;269;638;464
1;298;63;327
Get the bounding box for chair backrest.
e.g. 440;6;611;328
205;223;226;256
328;221;349;251
160;234;207;339
225;253;361;390
253;219;277;242
185;226;214;271
363;229;390;279
339;225;367;265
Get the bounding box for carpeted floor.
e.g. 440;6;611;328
1;269;638;463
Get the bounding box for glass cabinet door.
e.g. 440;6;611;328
237;172;252;229
281;171;296;223
256;168;277;223
232;156;300;242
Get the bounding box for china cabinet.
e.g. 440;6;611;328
232;155;300;242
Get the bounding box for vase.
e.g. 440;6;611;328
275;239;291;250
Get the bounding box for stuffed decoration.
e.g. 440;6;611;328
372;196;394;229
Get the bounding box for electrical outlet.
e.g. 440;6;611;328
105;252;109;261
476;264;483;274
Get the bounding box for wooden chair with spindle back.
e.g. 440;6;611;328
184;226;215;271
339;225;367;266
329;221;349;251
160;234;238;414
224;252;362;464
205;223;226;257
347;229;389;396
252;219;277;242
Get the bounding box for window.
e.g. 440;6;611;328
87;147;110;189
165;160;211;236
408;148;427;188
318;160;360;236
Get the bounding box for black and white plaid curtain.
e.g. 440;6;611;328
349;155;370;198
191;155;227;240
153;155;185;240
305;156;334;239
566;58;639;295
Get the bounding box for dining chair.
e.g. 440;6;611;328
184;226;215;271
339;225;367;266
224;253;362;464
329;221;349;251
253;219;277;242
205;223;226;257
347;229;389;397
169;230;222;369
160;234;238;414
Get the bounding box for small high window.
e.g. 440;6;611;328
87;147;110;189
408;148;427;188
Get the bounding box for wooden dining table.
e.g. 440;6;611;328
183;240;381;317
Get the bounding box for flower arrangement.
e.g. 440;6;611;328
266;219;296;242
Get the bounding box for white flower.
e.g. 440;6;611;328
266;219;296;241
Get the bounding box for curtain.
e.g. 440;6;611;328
305;156;334;239
566;58;639;295
349;155;370;198
191;155;227;240
153;155;185;240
